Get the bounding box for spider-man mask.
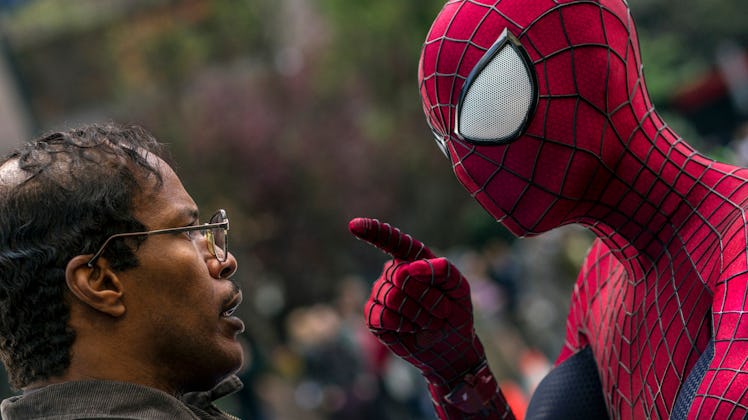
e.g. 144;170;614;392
420;0;649;237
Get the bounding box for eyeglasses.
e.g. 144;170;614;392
86;209;229;268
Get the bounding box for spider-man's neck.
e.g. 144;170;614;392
573;119;748;285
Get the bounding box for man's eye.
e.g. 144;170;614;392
183;229;201;239
186;228;208;239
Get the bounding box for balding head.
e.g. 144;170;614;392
0;158;26;189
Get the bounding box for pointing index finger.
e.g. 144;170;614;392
349;217;436;261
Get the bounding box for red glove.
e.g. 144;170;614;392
349;218;515;419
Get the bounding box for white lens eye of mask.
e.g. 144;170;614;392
455;28;538;144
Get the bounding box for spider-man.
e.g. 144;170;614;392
349;0;748;418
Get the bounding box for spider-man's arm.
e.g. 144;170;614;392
349;218;515;419
686;276;748;419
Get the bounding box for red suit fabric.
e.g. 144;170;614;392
415;0;748;418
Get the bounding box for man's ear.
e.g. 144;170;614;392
65;255;126;317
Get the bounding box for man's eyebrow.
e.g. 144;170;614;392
171;208;199;226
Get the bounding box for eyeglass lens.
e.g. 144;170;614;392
208;211;227;261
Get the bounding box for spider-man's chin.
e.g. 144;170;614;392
471;186;555;238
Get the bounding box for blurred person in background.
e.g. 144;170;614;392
0;123;245;419
350;0;748;418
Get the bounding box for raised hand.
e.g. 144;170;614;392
349;218;515;418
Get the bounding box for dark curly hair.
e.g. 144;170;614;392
0;123;167;389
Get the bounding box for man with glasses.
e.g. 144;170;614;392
0;123;244;419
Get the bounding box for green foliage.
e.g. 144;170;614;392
637;29;709;106
314;0;444;102
630;0;748;108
